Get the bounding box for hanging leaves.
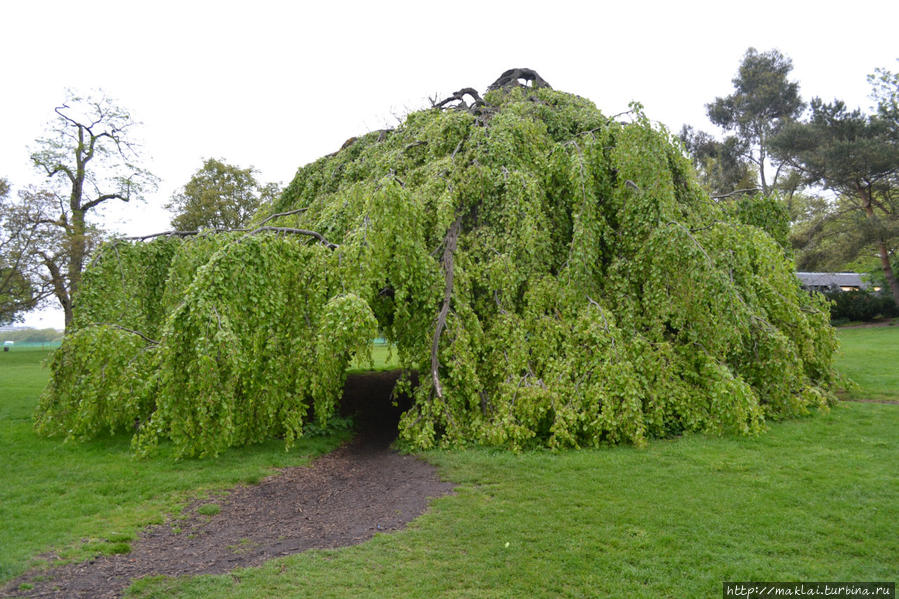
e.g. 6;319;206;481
36;76;839;456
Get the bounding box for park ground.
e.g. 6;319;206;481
0;325;897;598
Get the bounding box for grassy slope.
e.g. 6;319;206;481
0;348;347;582
128;328;898;598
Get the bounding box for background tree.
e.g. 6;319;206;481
0;178;39;324
706;48;804;196
681;48;805;202
774;77;899;303
24;91;157;328
679;125;757;195
868;61;898;127
167;158;280;231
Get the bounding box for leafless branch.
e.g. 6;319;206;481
92;323;159;345
241;226;338;248
711;187;760;200
121;221;337;249
255;207;308;227
82;193;129;211
432;87;484;111
404;140;427;152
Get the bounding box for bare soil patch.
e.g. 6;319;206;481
3;371;453;599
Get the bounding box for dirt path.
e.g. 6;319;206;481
3;372;453;599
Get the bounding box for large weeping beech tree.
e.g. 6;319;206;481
36;70;840;457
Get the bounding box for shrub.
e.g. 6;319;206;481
825;289;899;322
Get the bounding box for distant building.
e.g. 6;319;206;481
795;272;872;293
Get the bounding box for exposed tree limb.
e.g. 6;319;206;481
404;140;428;152
433;87;484;111
120;215;338;249
711;187;761;200
254;207;309;227
82;192;130;211
93;323;159;345
487;68;552;91
430;214;463;399
241;226;338;249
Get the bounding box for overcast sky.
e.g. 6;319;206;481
3;0;897;328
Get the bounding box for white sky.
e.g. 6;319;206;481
3;0;897;329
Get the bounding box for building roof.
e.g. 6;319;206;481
795;272;869;289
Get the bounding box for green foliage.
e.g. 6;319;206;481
825;290;899;323
37;234;376;458
0;328;63;344
38;81;840;456
726;193;791;252
0;178;38;325
167;158;279;231
703;47;804;195
773;93;899;302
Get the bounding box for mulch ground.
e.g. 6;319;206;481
3;371;454;599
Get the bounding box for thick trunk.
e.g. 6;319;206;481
43;256;72;330
877;240;899;305
860;185;899;305
68;209;86;302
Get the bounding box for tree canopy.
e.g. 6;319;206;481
7;92;157;329
706;48;804;195
774;71;899;303
36;71;839;457
682;48;804;201
167;158;280;231
0;178;38;325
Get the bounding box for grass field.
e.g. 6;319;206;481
0;347;348;582
833;324;899;402
1;329;896;597
348;343;397;372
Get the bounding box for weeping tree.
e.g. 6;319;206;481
35;69;839;457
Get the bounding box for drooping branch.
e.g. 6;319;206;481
121;209;337;249
241;226;338;249
711;187;761;200
430;214;463;399
93;323;159;345
255;207;308;227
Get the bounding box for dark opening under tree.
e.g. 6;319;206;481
35;69;839;457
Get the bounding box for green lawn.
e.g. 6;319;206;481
129;402;898;599
833;324;899;402
1;329;897;597
348;343;397;372
0;347;348;582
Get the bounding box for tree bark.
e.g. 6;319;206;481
860;185;899;305
876;239;899;304
430;215;463;399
